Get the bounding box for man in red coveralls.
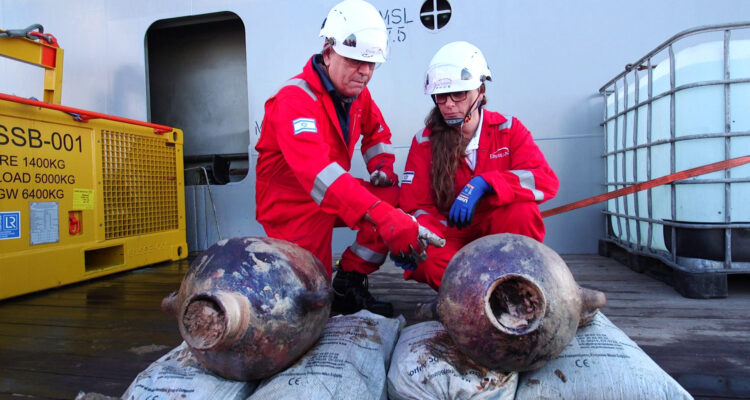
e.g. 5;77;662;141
255;0;438;317
398;41;560;292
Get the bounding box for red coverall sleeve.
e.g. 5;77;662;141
359;93;396;176
400;133;447;236
481;117;560;206
268;89;380;228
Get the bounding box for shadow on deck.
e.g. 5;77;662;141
0;254;748;399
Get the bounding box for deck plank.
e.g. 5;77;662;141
0;254;748;399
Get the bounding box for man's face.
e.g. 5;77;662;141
323;49;376;98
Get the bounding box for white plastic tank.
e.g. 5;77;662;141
603;29;750;265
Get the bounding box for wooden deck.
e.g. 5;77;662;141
1;254;748;400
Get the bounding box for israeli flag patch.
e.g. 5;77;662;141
293;118;317;134
402;171;415;184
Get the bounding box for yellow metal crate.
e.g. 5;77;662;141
0;97;187;300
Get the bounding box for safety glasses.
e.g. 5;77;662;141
433;91;468;104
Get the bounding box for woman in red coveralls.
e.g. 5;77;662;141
398;41;560;291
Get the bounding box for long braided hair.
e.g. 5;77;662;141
428;91;487;213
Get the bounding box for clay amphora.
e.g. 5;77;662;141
161;236;332;381
437;233;606;372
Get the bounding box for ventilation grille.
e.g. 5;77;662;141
102;130;178;240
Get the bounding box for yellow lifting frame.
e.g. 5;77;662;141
0;28;64;104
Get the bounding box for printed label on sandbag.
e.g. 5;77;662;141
249;310;403;400
576;332;625;350
516;312;693;400
121;342;256;400
388;321;517;400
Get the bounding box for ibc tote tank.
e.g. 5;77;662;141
599;22;750;298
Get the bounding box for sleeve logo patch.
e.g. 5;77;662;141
402;171;415;184
293;118;317;134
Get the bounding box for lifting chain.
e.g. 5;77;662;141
0;24;58;46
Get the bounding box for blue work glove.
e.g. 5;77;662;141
448;176;492;229
390;253;418;271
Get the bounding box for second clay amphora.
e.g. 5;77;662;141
161;236;332;381
437;233;606;372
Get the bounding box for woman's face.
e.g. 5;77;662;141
435;88;482;121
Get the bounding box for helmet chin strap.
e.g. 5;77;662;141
444;117;465;127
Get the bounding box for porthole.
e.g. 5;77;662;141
420;0;452;30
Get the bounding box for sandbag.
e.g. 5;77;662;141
248;310;403;400
515;312;693;400
387;321;518;400
121;341;256;400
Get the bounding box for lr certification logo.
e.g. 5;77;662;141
0;211;21;240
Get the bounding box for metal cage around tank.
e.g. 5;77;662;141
599;22;750;297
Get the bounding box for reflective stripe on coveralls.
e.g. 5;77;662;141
363;142;394;164
498;117;513;131
413;209;447;226
311;162;347;205
349;241;387;264
285;78;317;101
511;170;545;201
415;131;430;144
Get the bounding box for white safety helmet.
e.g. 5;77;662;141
319;0;388;63
425;41;492;95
